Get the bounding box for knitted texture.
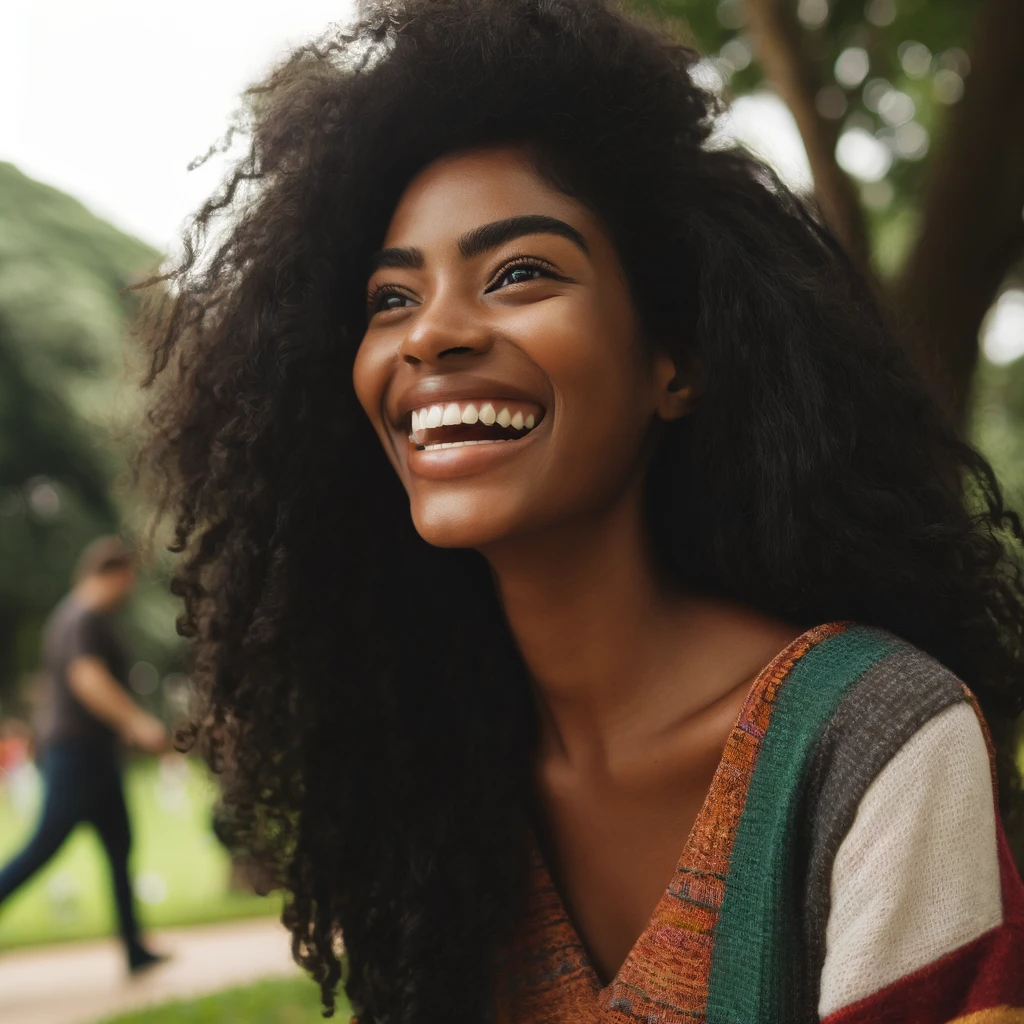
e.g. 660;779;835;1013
819;689;1024;1024
703;624;901;1021
493;622;1024;1023
819;702;1003;1015
797;642;972;1019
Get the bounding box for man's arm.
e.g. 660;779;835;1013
66;656;168;753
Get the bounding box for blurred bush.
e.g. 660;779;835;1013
0;162;181;716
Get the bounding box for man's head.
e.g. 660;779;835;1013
73;536;137;611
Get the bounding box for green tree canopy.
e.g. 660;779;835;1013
0;162;176;704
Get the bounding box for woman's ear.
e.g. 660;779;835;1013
653;349;702;422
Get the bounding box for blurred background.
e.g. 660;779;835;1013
0;0;1021;1021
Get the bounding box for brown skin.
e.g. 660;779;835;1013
354;145;804;984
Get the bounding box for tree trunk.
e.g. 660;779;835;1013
892;0;1024;429
745;0;872;274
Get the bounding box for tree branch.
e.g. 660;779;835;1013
744;0;873;273
893;0;1024;427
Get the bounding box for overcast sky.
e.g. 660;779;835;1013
0;1;362;250
0;1;813;255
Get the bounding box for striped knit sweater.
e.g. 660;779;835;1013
493;621;1024;1023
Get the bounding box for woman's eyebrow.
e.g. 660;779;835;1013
370;246;426;272
369;214;589;273
458;215;590;259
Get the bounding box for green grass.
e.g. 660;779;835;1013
0;755;280;949
94;977;352;1024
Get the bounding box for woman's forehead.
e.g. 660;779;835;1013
379;145;593;253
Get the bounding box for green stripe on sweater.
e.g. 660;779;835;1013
705;625;904;1024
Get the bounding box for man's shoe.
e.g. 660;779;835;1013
128;949;171;975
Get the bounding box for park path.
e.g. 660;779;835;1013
0;916;301;1024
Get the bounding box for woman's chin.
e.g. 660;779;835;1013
412;519;506;551
410;499;523;551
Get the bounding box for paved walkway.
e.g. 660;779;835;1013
0;917;301;1024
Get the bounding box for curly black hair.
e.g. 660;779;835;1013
133;1;1024;1020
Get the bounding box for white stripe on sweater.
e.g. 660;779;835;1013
818;701;1003;1016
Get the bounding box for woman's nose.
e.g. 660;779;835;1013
398;296;494;366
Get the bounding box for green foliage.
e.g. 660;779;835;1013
632;0;980;271
970;354;1024;512
0;161;179;707
94;977;349;1024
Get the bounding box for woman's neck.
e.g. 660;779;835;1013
484;483;705;770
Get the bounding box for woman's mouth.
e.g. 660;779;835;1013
407;400;545;451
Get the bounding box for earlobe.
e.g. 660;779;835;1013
655;351;701;421
659;382;697;421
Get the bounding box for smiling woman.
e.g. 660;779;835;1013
133;1;1024;1023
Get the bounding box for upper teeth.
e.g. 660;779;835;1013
410;402;538;433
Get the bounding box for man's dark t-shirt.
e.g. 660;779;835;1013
37;595;131;748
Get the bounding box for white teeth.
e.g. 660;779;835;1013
422;439;503;451
410;401;542;442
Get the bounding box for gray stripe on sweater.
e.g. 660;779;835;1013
796;639;966;1021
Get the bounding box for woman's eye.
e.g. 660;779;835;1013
489;262;554;291
369;289;415;314
500;266;543;287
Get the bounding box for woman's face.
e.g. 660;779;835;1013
353;144;686;551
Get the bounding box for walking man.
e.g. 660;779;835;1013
0;536;169;972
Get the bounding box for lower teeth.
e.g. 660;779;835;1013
419;439;512;452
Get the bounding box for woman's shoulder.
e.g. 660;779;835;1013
791;623;1024;1022
795;622;989;940
796;621;974;819
746;620;971;830
814;700;1023;1022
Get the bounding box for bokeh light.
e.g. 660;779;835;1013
715;0;747;30
25;478;61;519
835;47;870;89
982;291;1024;366
877;90;915;127
864;0;895;27
797;0;829;29
719;37;752;73
893;121;929;161
863;78;894;113
937;47;971;77
836;127;893;182
898;41;932;79
933;70;965;105
860;179;895;210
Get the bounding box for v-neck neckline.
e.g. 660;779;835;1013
523;621;843;999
